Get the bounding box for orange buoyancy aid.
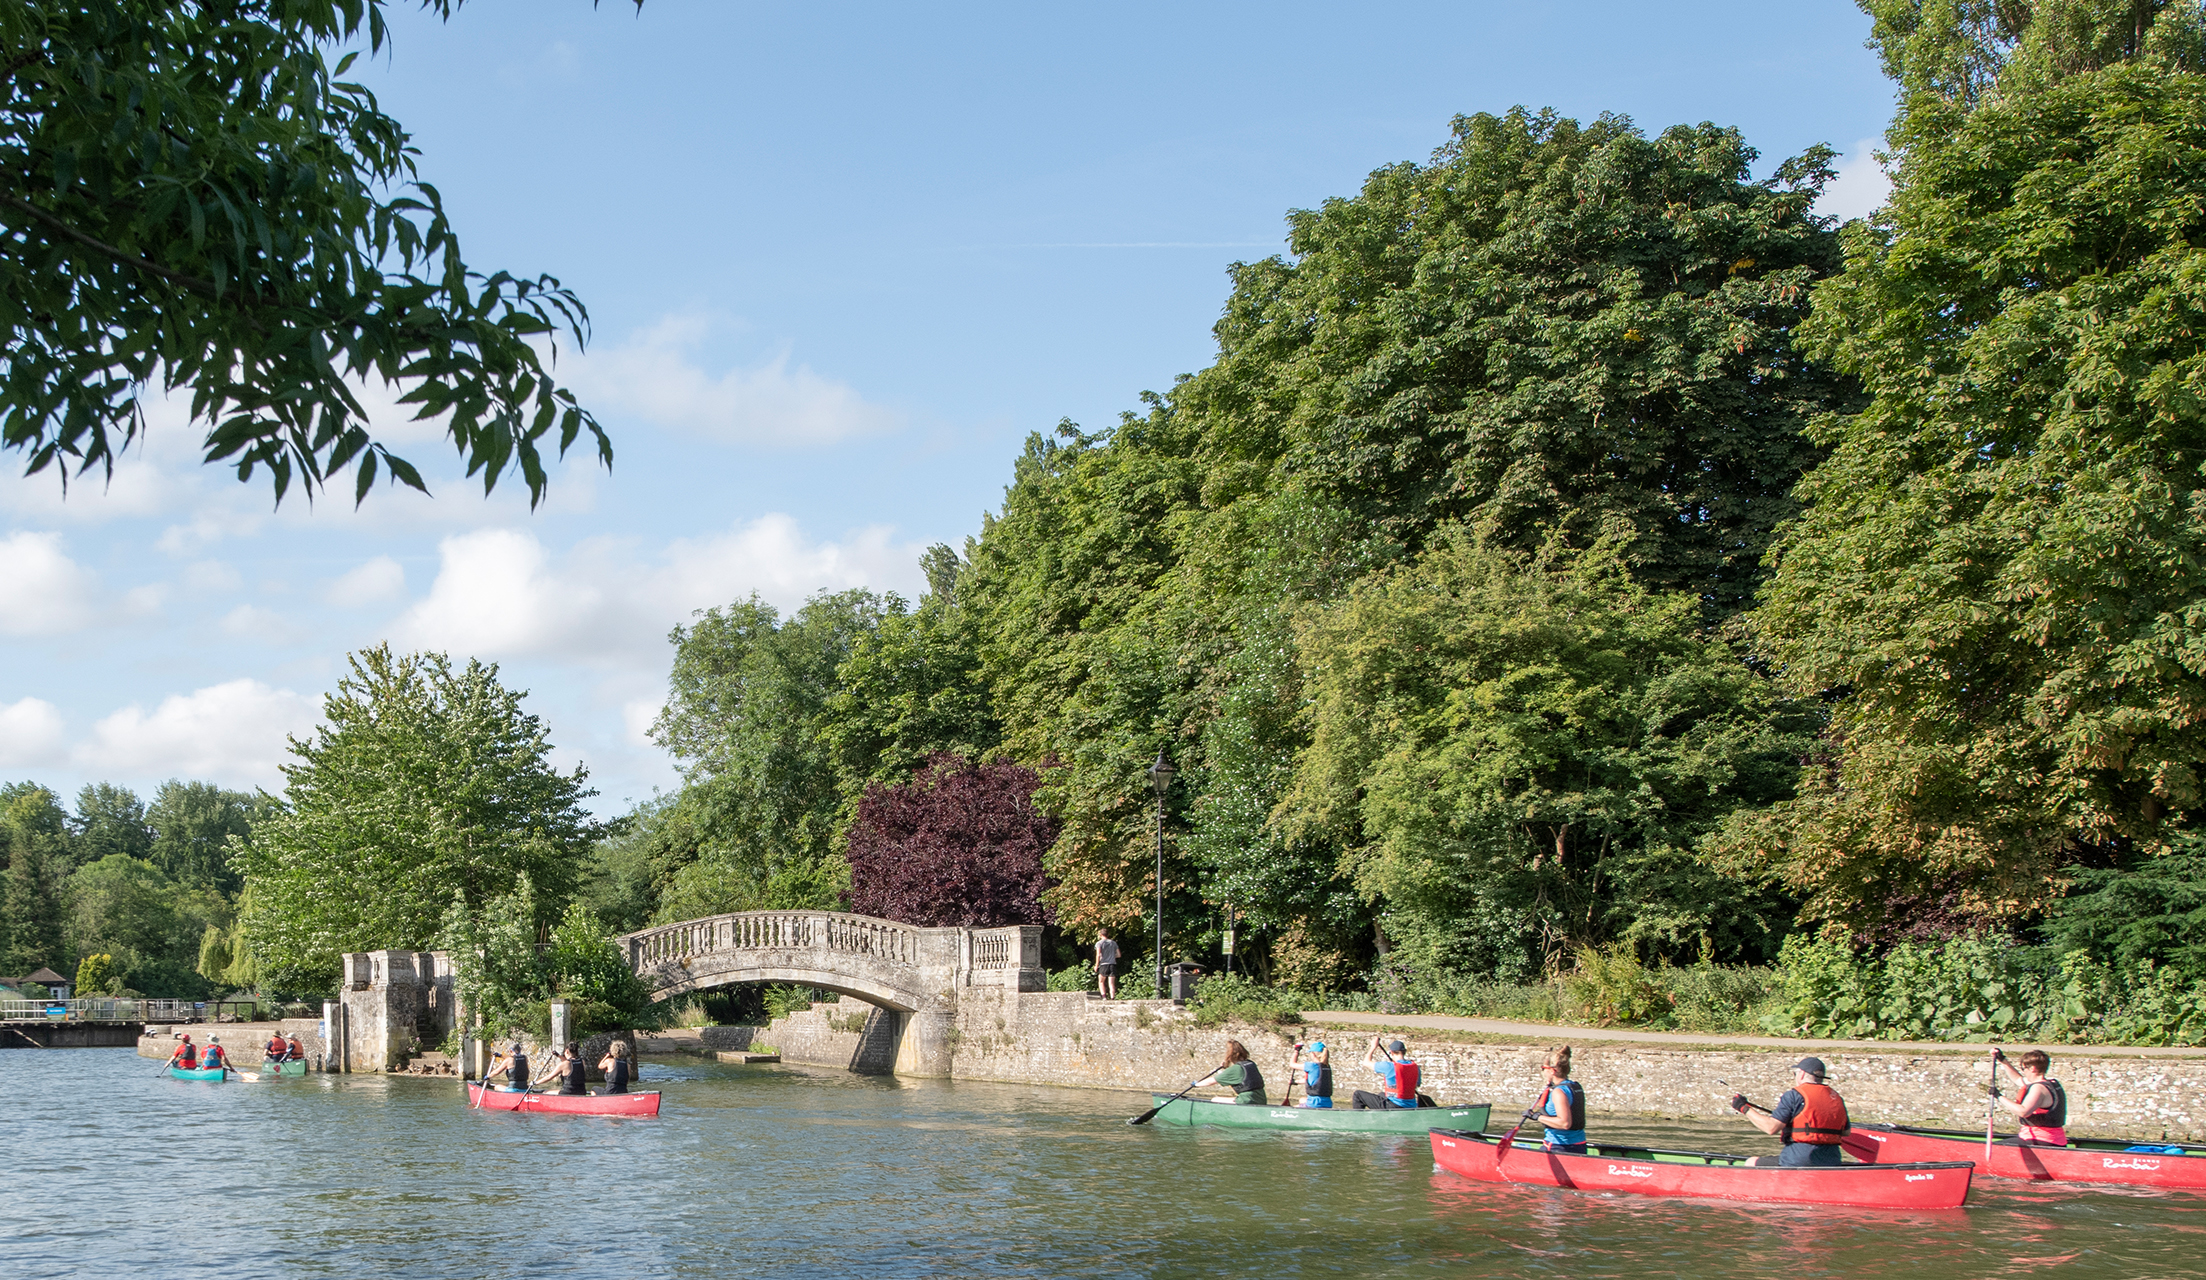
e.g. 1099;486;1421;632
1390;1059;1422;1103
1785;1082;1850;1144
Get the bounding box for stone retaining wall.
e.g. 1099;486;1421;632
760;992;2206;1142
138;1019;327;1067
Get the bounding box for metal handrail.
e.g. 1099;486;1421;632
0;997;204;1023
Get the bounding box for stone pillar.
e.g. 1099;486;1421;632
892;1008;955;1077
548;1000;570;1053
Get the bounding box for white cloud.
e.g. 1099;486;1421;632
623;697;662;747
184;560;243;592
1819;138;1892;223
219;604;308;645
76;679;319;786
569;315;902;446
325;555;407;607
0;698;67;767
0;531;105;635
392;516;927;669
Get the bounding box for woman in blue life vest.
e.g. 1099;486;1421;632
1992;1048;2068;1146
1732;1056;1850;1166
1288;1041;1334;1108
200;1036;229;1072
597;1039;634;1094
1529;1044;1587;1153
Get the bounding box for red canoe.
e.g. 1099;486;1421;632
467;1084;662;1116
1842;1124;2206;1190
1430;1129;1973;1209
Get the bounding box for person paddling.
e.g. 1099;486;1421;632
485;1042;531;1092
1287;1041;1334;1108
1991;1049;2068;1146
200;1035;230;1077
1351;1036;1420;1110
1527;1044;1588;1154
597;1040;634;1094
1732;1056;1850;1167
548;1041;589;1096
286;1034;306;1066
166;1033;198;1071
1191;1039;1267;1104
265;1031;291;1068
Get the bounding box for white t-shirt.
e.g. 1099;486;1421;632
1095;938;1120;965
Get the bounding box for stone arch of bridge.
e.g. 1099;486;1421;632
647;960;926;1015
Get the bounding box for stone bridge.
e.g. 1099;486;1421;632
617;911;1045;1075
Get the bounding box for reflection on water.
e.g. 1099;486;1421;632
12;1049;2204;1278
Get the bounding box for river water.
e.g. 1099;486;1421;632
13;1048;2203;1278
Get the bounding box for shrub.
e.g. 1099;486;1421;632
1190;974;1305;1028
1046;961;1096;993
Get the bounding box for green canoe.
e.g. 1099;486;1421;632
1146;1096;1492;1133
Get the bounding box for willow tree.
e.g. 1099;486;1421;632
1734;1;2206;925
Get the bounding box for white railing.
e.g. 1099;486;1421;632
0;997;200;1022
624;911;922;969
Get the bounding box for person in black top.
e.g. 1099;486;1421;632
485;1042;531;1092
550;1041;589;1095
597;1039;633;1094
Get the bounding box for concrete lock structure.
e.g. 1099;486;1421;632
621;911;1046;1076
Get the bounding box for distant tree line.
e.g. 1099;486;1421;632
0;779;265;998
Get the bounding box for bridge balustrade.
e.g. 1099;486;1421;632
627;911;924;969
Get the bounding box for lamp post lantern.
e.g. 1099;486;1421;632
1147;748;1175;998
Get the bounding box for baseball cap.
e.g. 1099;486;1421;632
1792;1056;1827;1078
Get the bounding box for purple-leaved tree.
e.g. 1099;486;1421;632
845;754;1056;927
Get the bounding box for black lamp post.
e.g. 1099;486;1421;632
1147;748;1175;998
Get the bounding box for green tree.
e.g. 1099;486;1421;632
438;874;545;1040
241;644;600;992
73;783;152;865
74;952;116;998
647;591;886;921
147;780;263;892
955;109;1852;975
1735;0;2206;926
1283;532;1812;980
1;1;614;505
64;854;225;997
1;788;69;974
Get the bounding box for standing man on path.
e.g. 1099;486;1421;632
1732;1056;1851;1166
1094;929;1120;999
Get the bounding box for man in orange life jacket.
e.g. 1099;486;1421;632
1732;1056;1849;1167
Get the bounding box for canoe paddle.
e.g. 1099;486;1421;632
1493;1083;1550;1161
1129;1079;1205;1125
1985;1047;1998;1166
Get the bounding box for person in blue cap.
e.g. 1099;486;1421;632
1287;1040;1334;1107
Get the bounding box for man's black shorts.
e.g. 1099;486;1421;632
1097;962;1117;975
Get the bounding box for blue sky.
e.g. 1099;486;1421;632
0;0;1896;815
